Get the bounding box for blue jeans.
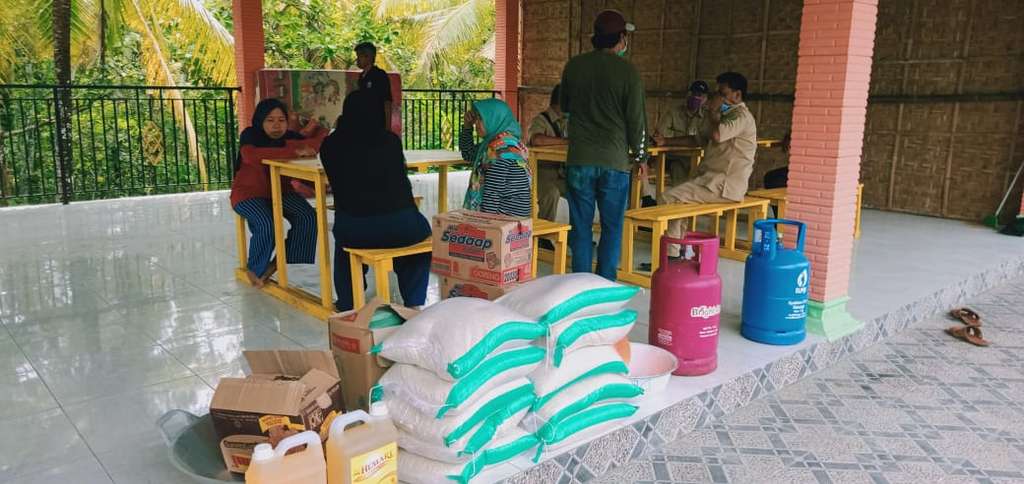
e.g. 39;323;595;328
566;165;631;281
332;208;432;312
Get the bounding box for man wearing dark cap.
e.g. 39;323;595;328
649;80;712;197
559;9;647;281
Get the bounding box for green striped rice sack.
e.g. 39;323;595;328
398;429;540;484
373;345;545;419
373;298;545;380
383;378;536;461
496;273;640;327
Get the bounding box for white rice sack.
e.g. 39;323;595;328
377;346;544;419
521;373;642;433
374;298;544;380
383;377;534;458
543;310;637;367
399;429;539;484
528;345;628;411
530;403;638;462
496;273;640;326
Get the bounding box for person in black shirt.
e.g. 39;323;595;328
355;42;393;130
320;90;430;311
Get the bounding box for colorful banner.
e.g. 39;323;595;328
257;69;403;135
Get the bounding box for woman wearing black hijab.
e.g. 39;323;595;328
230;98;327;287
320;90;431;311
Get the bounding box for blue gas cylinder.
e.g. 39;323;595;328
741;219;810;345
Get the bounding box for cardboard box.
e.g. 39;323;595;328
441;276;520;301
431;210;533;286
210;350;344;474
328;299;419;412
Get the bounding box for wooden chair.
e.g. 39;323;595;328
618;197;770;287
346;240;433;308
748;183;864;238
531;219;571;276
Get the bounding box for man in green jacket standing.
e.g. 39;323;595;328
559;9;648;280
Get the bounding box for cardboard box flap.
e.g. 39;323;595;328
243;350;339;379
210;377;306;416
297;368;339;405
328;297;419;330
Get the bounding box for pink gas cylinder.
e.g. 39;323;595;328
649;233;722;376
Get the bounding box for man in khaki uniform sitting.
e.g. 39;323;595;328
527;85;569;222
652;80;711;186
658;72;757;258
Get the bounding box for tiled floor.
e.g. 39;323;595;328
593;278;1024;484
1;190;1021;483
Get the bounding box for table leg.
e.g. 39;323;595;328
725;208;739;253
620;218;635;274
349;252;365;310
855;184;863;239
690;150;703;175
269;166;289;287
629;165;643;210
374;260;394;304
554;231;568;274
235;215;247;272
529;154;539;219
314;176;333;312
655;153;667;200
438;165;449;214
650;221;668;273
531;238;540;278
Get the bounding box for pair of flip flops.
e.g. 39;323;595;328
946;308;990;347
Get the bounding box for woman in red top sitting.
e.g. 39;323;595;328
230;98;328;287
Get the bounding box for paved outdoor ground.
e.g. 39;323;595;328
595;278;1024;484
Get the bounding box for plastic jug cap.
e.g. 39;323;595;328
251;443;274;461
370;401;389;417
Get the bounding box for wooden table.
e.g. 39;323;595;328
240;158;335;319
403;149;466;213
527;145;698;219
235;150;465;319
527;140;780;219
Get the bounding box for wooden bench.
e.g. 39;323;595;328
618;197;770;288
346;239;433;309
748;183;864;238
531;219;571;276
345;219;570;308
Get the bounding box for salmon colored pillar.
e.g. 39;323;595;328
495;0;520;118
787;0;878;340
232;0;265;131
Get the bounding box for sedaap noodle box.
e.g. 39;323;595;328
431;210;533;286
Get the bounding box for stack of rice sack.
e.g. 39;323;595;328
371;298;545;483
496;274;645;460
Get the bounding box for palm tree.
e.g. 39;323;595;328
8;0;235;187
374;0;495;82
52;0;73;202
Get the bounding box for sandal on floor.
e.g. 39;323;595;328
945;325;990;347
949;307;982;326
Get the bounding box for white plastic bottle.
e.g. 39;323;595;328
245;431;327;484
326;403;399;484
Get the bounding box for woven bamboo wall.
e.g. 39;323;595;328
520;0;1024;221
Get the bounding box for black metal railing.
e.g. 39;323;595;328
0;85;495;206
0;84;239;205
401;89;497;151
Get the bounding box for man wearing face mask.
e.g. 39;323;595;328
559;9;647;281
657;71;757;259
646;80;711;204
